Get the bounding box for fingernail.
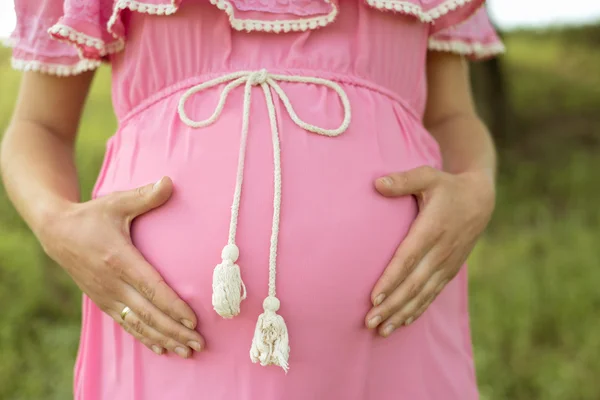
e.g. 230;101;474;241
181;319;195;330
382;324;395;337
188;341;203;352
405;317;414;326
153;177;164;191
378;177;393;187
151;345;163;355
373;294;386;306
175;346;190;358
368;316;382;329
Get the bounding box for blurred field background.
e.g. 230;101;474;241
1;23;600;400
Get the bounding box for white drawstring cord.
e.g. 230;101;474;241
178;69;351;371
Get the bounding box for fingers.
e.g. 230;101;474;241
118;318;165;356
367;246;464;337
367;238;459;334
122;285;205;353
375;166;440;197
367;265;439;330
118;243;199;330
377;277;448;337
115;306;195;358
102;177;196;327
100;242;204;357
370;215;439;307
110;176;174;219
411;279;447;321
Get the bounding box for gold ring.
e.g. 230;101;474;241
120;306;132;321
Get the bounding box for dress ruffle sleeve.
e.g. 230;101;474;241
365;0;484;33
427;6;505;60
8;0;101;75
7;0;179;76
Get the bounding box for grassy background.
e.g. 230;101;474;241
1;26;600;399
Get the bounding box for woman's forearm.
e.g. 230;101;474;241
1;121;80;236
427;114;497;180
423;52;497;183
1;71;94;238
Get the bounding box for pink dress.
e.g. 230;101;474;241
10;1;504;399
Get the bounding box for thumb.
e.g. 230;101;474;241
375;166;438;197
116;176;174;218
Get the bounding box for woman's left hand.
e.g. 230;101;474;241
365;165;495;337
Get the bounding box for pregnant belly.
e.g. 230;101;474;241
93;84;440;353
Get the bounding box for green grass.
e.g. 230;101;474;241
1;26;600;399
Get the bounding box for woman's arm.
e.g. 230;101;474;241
2;72;93;232
2;72;204;357
423;51;497;180
365;52;496;336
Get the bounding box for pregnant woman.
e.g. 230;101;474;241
2;1;504;399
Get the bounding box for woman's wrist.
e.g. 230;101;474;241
457;167;495;186
32;197;78;244
455;168;497;211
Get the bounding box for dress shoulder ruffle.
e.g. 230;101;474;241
7;0;498;75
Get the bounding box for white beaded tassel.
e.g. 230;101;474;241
209;79;255;318
250;82;290;372
212;244;246;318
250;296;290;372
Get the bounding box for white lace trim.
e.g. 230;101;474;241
428;38;505;58
48;24;124;56
366;0;477;23
3;34;101;76
210;0;338;32
48;1;180;56
10;57;101;76
34;1;179;75
107;0;180;38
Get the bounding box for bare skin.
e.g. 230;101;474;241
1;71;204;357
1;52;495;353
366;52;497;337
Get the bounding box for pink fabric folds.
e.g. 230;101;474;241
428;6;505;60
364;0;484;33
48;0;182;61
8;0;183;74
9;0;100;75
8;0;502;75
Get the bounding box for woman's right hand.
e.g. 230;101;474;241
38;176;204;358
